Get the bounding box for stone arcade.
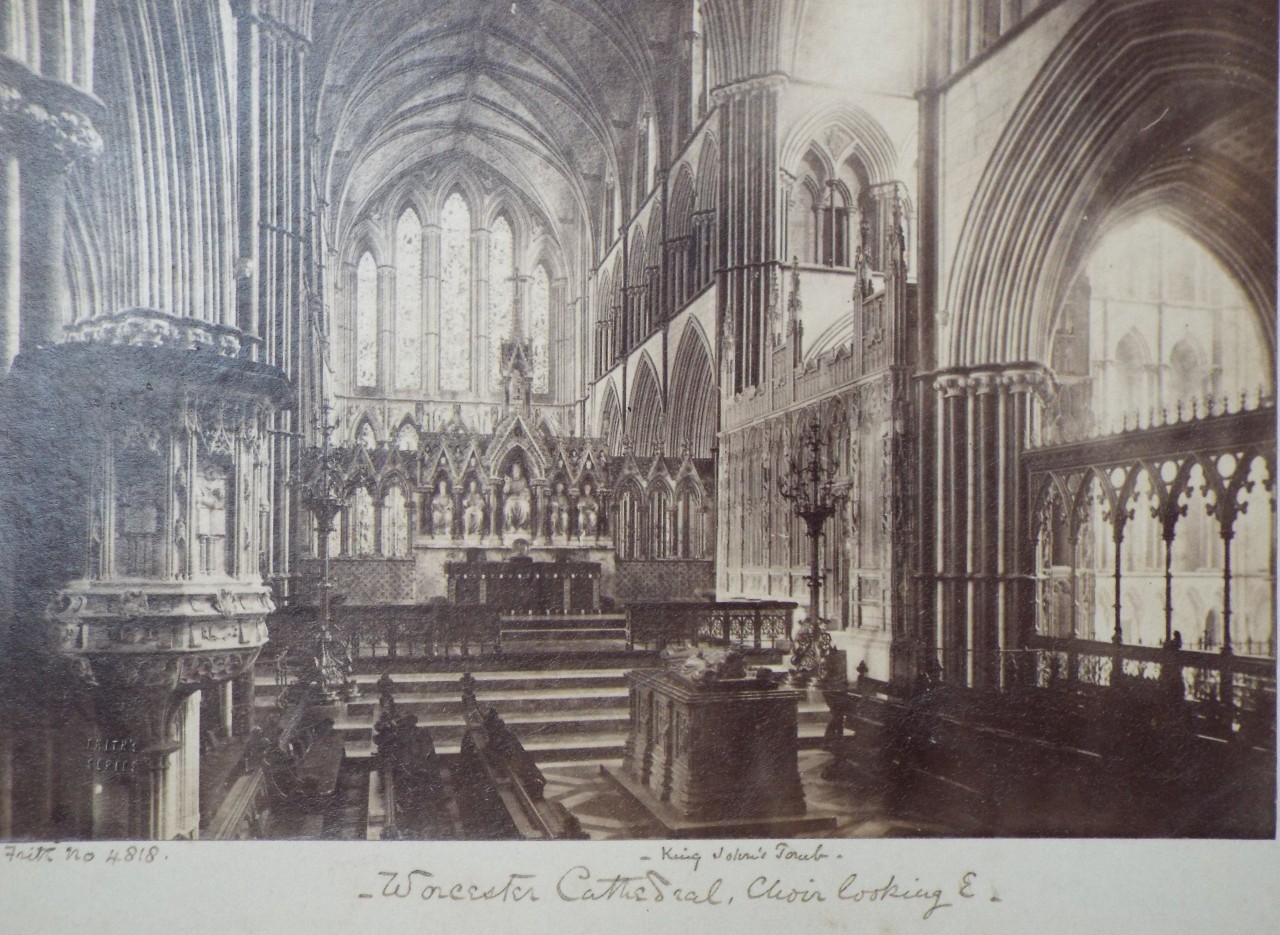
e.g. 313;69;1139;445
0;0;1274;841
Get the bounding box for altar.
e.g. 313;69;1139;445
445;553;602;614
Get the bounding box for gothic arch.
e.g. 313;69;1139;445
598;380;624;456
628;352;664;457
391;417;421;452
695;134;720;212
946;0;1277;368
344;220;386;269
481;196;532;251
781;103;900;187
427;177;484;222
351;413;381;449
385;185;431;244
630;224;649;278
668;165;697;238
667;319;717;458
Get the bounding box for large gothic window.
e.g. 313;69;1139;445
1038;214;1275;653
488;215;514;379
440;193;472;391
395;210;424;389
530;263;550;393
355;252;378;388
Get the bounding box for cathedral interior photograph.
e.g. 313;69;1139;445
0;0;1274;843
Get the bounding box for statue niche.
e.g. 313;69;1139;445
501;459;532;537
577;480;600;540
462;478;487;539
548;480;571;539
115;444;165;578
429;478;455;539
194;462;229;577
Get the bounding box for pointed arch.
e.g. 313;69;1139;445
667;319;717;458
668;165;697;238
780;103;900;187
667;165;699;311
355;251;379;389
439;190;473;391
595;267;615;377
392;418;420;452
481;194;532;250
394;207;424;389
529;262;551;394
488;211;517;381
946;0;1276;368
353;416;379;450
628;352;664;458
598;380;624;456
381;483;411;557
695;134;720;213
631;224;649;271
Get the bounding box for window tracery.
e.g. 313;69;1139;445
530;263;550;393
440;193;472;391
488;215;515;380
395;210;424;389
355;252;378;388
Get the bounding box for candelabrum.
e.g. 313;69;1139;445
777;418;839;679
290;400;358;704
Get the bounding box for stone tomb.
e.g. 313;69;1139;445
603;668;835;837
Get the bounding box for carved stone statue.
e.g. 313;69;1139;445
430;480;454;538
577;482;599;539
549;482;570;538
463;480;486;538
502;462;531;534
194;463;228;576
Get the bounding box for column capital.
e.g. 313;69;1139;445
0;82;103;167
932;364;1055;398
708;71;788;106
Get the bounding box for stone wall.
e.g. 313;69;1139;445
614;560;715;604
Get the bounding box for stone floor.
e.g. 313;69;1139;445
539;752;965;840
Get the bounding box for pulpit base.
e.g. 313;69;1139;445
600;765;837;838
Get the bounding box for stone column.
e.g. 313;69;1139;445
552;277;569;398
0;75;102;367
0;154;19;370
473;227;490;395
218;681;235;738
377;264;395;391
932;365;1048;688
535;483;548;544
423;222;441;392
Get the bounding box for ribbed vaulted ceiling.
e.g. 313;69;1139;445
313;0;672;256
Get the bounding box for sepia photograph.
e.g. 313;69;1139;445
0;0;1276;930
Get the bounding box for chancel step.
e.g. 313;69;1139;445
256;661;831;765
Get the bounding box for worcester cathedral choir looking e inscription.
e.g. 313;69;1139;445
0;0;1275;843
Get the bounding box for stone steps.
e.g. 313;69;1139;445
256;660;830;765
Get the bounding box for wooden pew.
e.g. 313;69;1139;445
370;684;452;839
205;700;341;839
453;673;587;840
